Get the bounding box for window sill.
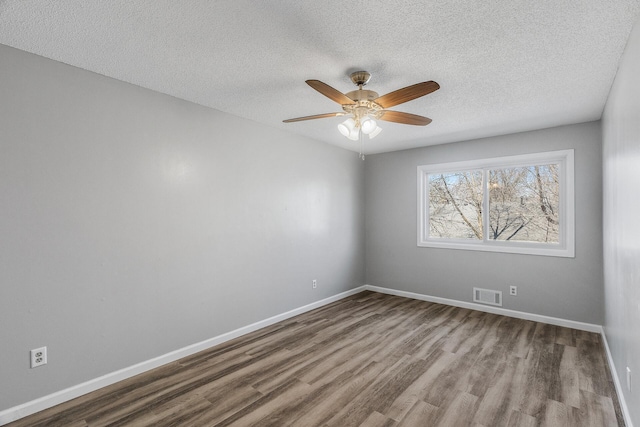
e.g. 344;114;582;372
417;239;575;258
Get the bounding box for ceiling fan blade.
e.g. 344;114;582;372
283;112;344;123
306;80;355;105
374;81;440;109
379;110;432;126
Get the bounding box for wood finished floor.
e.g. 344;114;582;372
7;291;624;427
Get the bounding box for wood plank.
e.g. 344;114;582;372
473;355;525;426
507;410;538;427
435;391;480;426
559;345;581;408
358;411;398;427
385;350;457;421
396;399;439;426
279;360;390;426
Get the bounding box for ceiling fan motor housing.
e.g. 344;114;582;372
350;71;371;86
345;89;379;102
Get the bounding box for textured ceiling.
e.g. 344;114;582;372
1;1;639;154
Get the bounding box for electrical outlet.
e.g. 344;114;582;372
627;367;631;392
509;286;517;296
30;347;47;368
312;280;317;289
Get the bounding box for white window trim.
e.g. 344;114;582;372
417;149;575;258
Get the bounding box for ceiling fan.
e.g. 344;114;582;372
283;71;440;141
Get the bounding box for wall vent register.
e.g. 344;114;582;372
473;287;503;306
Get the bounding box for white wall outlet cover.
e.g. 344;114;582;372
30;347;47;368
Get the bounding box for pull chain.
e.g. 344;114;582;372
359;129;365;160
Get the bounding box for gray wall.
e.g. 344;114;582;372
365;122;603;324
602;16;640;425
0;45;365;410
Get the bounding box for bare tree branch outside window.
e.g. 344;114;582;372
489;165;559;243
429;171;483;239
428;165;559;243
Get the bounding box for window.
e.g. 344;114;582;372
418;150;574;257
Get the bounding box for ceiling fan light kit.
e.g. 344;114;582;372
368;124;382;139
283;71;439;151
360;117;378;134
338;117;357;139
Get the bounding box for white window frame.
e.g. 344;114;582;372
417;149;574;257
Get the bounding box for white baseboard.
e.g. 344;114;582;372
600;329;634;427
364;285;602;332
0;286;366;426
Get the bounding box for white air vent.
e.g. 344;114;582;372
473;287;502;306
